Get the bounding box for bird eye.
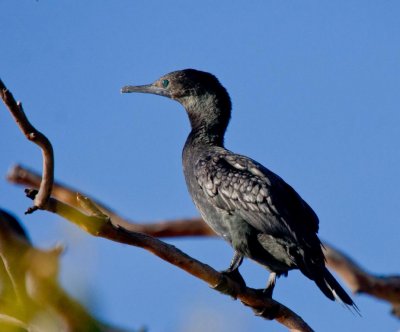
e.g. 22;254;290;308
162;79;169;88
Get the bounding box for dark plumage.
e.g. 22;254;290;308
122;69;357;309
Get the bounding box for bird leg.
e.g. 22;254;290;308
251;272;278;318
212;251;246;299
263;272;277;298
225;250;244;273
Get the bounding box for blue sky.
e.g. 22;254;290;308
1;1;399;331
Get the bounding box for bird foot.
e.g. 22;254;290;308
212;268;246;300
251;288;278;320
252;287;273;298
262;285;274;298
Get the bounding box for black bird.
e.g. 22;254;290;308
122;69;356;309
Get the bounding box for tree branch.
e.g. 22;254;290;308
8;164;400;318
7;164;214;237
23;190;313;332
0;79;54;214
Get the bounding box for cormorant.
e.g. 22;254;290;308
122;69;357;309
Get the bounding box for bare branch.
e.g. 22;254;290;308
7;164;214;237
0;80;54;214
8;164;400;319
22;190;313;332
6;161;312;329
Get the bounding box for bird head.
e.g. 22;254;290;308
122;69;232;136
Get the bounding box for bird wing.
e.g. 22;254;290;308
194;152;320;245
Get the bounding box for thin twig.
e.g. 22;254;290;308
0;79;54;214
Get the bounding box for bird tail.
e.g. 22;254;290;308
314;267;360;314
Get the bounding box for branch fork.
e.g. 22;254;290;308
0;80;54;214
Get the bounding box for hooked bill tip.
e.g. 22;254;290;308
121;86;132;93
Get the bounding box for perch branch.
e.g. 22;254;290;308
22;189;312;332
8;164;400;318
0;79;54;214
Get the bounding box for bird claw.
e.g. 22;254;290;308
251;288;278;320
253;306;278;320
211;269;246;300
262;286;274;298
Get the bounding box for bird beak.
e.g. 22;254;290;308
121;84;171;98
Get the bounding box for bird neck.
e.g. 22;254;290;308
182;93;231;148
186;126;225;147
